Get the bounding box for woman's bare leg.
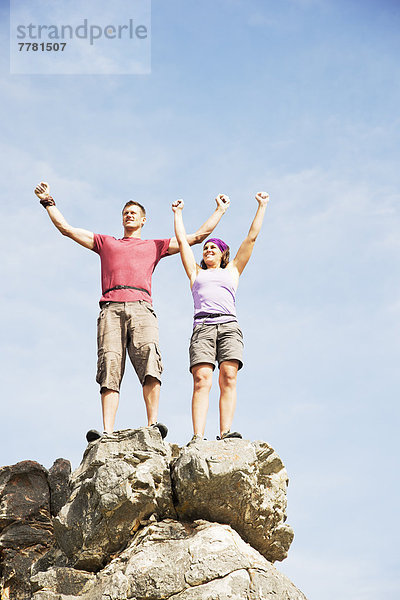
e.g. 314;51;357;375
191;363;214;436
218;360;239;436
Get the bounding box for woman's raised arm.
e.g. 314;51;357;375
232;191;269;275
172;200;199;286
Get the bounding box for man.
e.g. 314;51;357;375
34;182;229;442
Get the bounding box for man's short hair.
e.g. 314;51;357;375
122;200;146;217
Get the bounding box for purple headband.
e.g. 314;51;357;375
204;238;229;253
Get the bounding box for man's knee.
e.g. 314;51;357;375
96;350;123;392
131;342;163;386
143;375;161;387
100;386;119;395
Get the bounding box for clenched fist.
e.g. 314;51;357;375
34;181;55;208
255;191;269;206
215;194;230;212
172;199;184;212
34;181;51;199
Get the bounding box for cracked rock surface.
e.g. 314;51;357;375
1;428;307;599
172;439;294;562
31;520;307;600
0;459;71;600
53;428;176;571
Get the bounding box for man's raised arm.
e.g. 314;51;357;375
34;182;95;250
167;193;230;255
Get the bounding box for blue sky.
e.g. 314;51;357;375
1;1;400;598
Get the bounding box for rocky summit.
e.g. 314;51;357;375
0;428;307;600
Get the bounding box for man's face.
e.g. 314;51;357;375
122;205;146;231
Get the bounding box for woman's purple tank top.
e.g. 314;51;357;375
191;268;238;327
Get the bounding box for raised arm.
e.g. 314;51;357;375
168;193;230;254
172;200;199;286
34;182;94;250
231;191;269;276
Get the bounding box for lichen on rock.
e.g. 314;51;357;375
0;428;307;600
53;428;176;571
171;438;294;562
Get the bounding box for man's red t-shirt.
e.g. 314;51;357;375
92;234;171;304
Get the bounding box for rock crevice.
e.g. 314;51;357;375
1;429;307;600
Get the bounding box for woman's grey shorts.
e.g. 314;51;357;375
189;321;244;371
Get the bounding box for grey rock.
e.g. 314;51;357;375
0;461;54;600
48;458;72;516
0;520;53;550
53;428;176;571
2;547;53;600
2;431;304;598
31;546;70;577
31;519;306;600
171;439;294;562
31;566;95;596
0;461;50;530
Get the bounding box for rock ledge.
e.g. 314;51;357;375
1;429;306;600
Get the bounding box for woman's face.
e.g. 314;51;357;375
203;242;223;268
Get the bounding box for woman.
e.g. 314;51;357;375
172;192;269;442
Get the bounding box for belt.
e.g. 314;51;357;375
194;312;236;320
103;285;150;296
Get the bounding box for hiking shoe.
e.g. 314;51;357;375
216;431;242;440
86;429;102;443
186;434;204;446
151;422;168;439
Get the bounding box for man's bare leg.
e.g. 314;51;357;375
143;375;161;425
101;389;119;433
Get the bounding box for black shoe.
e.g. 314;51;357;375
86;429;102;443
186;434;204;446
151;422;168;439
216;431;242;440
